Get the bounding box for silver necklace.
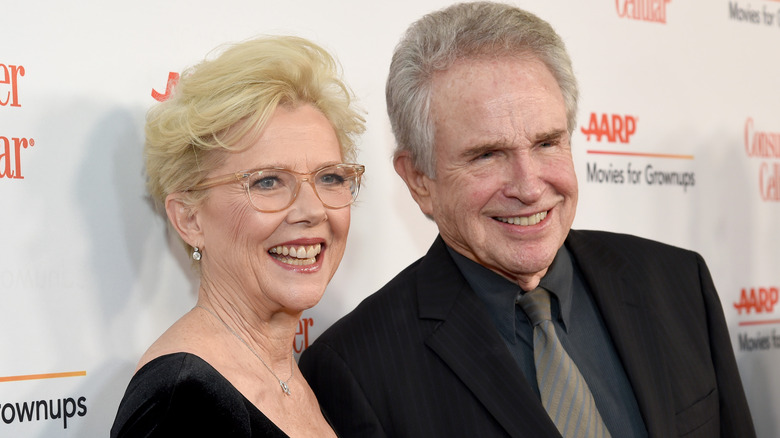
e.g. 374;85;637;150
196;305;293;396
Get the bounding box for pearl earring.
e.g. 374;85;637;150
192;247;202;261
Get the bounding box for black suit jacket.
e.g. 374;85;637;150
299;230;755;437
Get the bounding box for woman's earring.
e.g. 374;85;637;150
192;247;202;261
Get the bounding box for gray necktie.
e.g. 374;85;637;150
517;287;611;438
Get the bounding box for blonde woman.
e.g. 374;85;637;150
111;36;364;437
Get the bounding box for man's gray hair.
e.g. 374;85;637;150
386;1;579;177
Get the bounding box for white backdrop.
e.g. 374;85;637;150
1;1;778;436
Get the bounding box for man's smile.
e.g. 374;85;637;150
494;210;548;226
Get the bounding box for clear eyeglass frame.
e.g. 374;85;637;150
188;163;365;213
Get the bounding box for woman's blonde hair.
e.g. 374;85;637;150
144;35;365;255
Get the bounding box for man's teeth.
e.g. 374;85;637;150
496;211;547;226
269;243;322;265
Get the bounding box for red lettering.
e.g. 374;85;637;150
734;288;754;314
0;64;25;107
616;0;671;23
611;115;623;142
759;162;780;202
624;115;637;141
581;112;638;143
616;0;629;17
0;136;9;177
744;117;780;159
293;318;314;353
582;113;598;141
151;72;180;102
0;136;32;179
600;114;613;142
734;287;780;314
766;288;778;311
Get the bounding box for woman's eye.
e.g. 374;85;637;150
253;177;280;190
319;173;346;185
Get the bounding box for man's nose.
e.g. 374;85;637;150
503;155;543;203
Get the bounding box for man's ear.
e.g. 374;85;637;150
393;152;434;217
165;193;203;248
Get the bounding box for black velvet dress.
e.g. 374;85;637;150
111;353;289;437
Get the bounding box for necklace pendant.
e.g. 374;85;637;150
280;381;291;396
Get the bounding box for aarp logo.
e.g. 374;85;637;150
734;286;779;315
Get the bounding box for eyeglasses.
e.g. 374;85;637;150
189;163;365;213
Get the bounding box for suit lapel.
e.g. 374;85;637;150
565;230;676;437
416;237;560;438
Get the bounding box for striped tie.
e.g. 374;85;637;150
517;287;611;438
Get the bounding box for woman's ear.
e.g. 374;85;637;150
165;193;203;248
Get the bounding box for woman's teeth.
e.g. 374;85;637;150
269;243;322;265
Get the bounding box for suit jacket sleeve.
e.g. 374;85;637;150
299;342;388;438
697;253;756;437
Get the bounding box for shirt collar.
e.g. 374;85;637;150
539;244;574;331
447;243;575;336
447;246;520;344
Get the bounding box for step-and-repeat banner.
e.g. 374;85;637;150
2;1;778;436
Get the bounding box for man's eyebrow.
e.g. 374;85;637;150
461;129;568;156
533;129;568;143
459;142;506;159
457;128;570;159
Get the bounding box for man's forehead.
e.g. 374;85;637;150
429;58;565;122
432;52;546;81
429;56;557;112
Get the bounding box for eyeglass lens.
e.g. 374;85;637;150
245;165;360;211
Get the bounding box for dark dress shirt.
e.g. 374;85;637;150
449;244;648;438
